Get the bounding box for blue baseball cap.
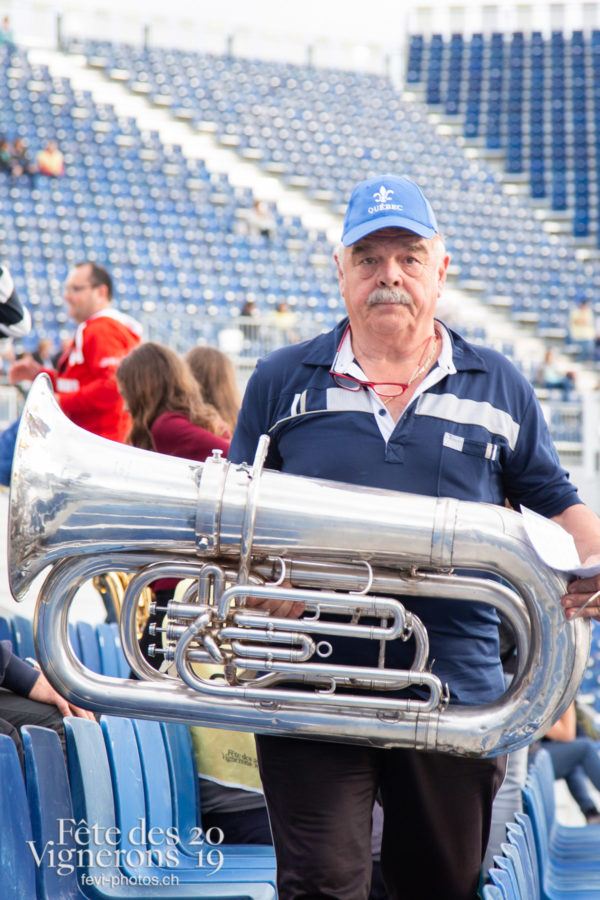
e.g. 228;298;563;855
341;174;438;246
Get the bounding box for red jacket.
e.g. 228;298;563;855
44;308;142;442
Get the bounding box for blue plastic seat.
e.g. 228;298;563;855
482;885;506;900
96;622;129;677
0;614;15;647
22;724;86;899
522;776;600;898
159;722;273;858
65;716;274;899
11;613;36;659
76;621;102;673
0;733;38;899
100;715;276;884
529;749;600;858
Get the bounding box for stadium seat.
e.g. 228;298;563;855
159;721;273;858
0;733;38;899
65;716;275;898
11;613;36;659
100;715;276;883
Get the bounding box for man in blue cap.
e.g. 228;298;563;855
229;174;600;899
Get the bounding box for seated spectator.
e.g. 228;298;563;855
569;298;596;362
0;639;94;767
0;139;12;173
535;348;576;400
36;140;64;177
239;299;260;351
184;345;241;436
531;700;600;824
116;343;272;844
32;336;54;368
268;300;299;345
247;199;276;240
10;138;37;184
116;341;230;457
0;16;14;49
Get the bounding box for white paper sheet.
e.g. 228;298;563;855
521;506;600;577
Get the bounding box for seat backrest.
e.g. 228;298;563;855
131;717;175;847
161;722;201;852
68;622;82;662
492;855;520;900
510;814;541;899
63;716;128;884
11;613;36;658
22;724;83;899
0;614;15;647
501;837;536;900
506;812;541;898
482;884;506;900
96;622;127;676
75;621;102;673
100;714;149;853
0;733;37;899
530;748;556;825
521;780;550;873
488;863;515;900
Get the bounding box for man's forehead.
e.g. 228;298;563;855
350;228;428;254
66;264;90;282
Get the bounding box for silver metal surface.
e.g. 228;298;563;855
8;374;591;757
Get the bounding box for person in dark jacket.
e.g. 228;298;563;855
0;639;94;766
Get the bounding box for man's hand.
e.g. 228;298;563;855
28;670;96;719
561;572;600;621
9;355;42;383
244;595;306;619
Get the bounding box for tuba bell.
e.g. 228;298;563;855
8;374;590;757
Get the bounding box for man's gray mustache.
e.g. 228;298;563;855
366;289;411;307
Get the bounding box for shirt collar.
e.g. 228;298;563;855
301;316;489;375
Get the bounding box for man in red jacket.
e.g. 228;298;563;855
11;261;142;441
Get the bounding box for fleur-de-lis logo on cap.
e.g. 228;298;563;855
373;186;394;203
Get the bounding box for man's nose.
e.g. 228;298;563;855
377;259;403;287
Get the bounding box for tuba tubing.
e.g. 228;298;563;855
9;375;591;757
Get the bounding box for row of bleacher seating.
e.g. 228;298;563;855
407;30;600;243
65;39;600;340
3;607;600;896
2;718;276;898
0;42;342;354
0;612;130;678
2;39;600;407
483;746;600;899
0;609;277;897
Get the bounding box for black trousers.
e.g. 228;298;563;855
256;734;506;900
0;687;65;768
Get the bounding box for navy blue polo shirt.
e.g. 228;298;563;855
229;318;581;705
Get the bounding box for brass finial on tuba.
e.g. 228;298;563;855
8;374;590;757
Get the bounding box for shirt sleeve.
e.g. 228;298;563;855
58;323;129;418
503;389;582;518
0;640;39;695
229;361;283;470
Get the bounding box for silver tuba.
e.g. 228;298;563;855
8;374;590;757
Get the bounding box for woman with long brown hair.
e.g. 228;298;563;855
184;345;241;436
117;341;230;459
116;342;272;846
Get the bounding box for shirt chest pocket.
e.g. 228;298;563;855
437;431;503;501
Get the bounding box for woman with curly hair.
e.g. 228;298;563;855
116;341;230;459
